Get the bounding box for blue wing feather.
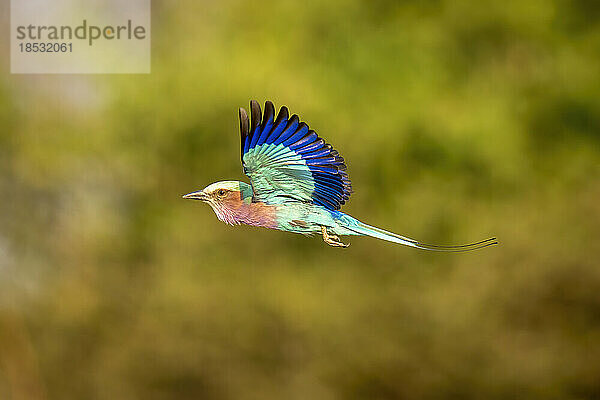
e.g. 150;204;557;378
255;101;274;146
282;123;309;147
266;118;288;144
293;139;325;154
301;148;333;159
307;165;340;174
288;131;318;150
273;116;299;146
256;120;272;146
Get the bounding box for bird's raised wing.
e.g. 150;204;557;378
239;100;352;210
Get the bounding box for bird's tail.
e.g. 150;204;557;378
337;214;498;252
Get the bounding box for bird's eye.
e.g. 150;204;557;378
217;189;227;196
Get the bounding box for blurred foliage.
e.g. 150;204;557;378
1;0;600;399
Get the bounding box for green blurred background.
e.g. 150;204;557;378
1;0;600;399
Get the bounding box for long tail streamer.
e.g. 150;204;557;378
341;217;498;252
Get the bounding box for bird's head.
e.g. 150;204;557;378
182;181;253;224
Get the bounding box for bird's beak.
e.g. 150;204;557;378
182;190;208;201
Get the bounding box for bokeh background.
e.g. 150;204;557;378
1;0;599;399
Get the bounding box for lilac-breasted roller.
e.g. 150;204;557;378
183;100;497;250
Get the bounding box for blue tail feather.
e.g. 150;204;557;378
334;213;498;251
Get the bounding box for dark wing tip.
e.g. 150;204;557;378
279;105;289;118
262;101;275;128
250;100;262;132
297;122;309;132
287;114;300;128
274;105;289;127
239;107;249;139
239;107;249;161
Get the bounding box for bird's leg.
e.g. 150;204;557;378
321;226;350;248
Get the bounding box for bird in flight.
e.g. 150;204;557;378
183;100;497;250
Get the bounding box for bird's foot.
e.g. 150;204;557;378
321;226;350;248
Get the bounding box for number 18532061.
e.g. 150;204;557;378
19;42;73;53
